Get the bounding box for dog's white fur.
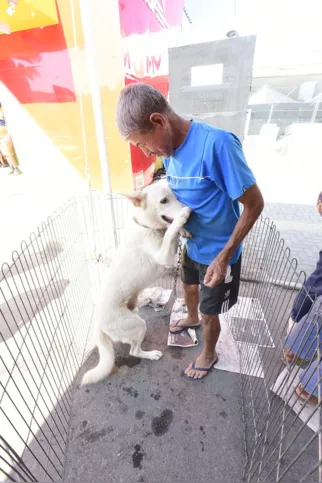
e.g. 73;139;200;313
82;180;191;385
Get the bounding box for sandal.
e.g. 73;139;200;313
184;357;219;380
169;319;201;335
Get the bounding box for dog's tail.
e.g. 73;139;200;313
81;330;115;385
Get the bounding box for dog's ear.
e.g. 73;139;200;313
122;191;147;208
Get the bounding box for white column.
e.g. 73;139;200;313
79;0;113;196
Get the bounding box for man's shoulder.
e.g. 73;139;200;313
193;121;229;135
193;122;235;145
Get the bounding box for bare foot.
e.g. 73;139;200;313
282;349;296;363
295;384;318;406
282;349;313;365
169;317;200;334
185;349;218;380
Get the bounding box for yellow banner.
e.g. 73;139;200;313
0;0;58;34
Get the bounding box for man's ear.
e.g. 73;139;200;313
149;112;166;127
122;191;147;208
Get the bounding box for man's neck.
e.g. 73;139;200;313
170;114;192;151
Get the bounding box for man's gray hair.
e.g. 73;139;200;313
116;83;172;138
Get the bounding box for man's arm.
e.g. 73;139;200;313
204;183;264;287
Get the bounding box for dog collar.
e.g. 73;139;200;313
132;216;166;233
132;216;150;229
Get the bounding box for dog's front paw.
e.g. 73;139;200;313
175;207;191;229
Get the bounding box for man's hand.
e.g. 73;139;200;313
204;254;228;288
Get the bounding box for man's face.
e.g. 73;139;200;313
127;113;174;158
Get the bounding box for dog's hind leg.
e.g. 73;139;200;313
108;310;163;361
128;317;163;360
113;311;163;360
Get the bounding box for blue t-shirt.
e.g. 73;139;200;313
163;121;256;265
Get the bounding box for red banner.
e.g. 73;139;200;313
0;1;75;104
118;0;185;188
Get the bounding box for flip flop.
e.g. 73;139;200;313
169;319;201;335
184;357;219;380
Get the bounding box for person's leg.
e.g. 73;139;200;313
7;154;16;173
181;283;200;326
291;250;322;323
185;256;242;380
185;313;220;379
0;143;14;172
7;154;22;175
5;136;22;175
283;295;322;364
284;250;322;361
0;150;6;167
170;247;200;332
296;359;322;406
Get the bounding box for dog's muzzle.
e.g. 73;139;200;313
161;215;174;224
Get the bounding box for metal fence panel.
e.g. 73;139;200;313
0;199;94;482
225;217;321;482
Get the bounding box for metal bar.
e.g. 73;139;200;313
0;436;36;482
299;457;322;482
0;406;57;481
0;467;17;482
0;269;70;428
0;453;28;482
275;427;321;482
0;383;64;469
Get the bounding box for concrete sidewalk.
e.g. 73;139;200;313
64;305;244;483
264;202;322;276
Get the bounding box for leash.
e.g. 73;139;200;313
173;237;183;300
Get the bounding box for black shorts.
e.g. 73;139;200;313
181;247;242;316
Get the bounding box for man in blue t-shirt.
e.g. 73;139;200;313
116;83;264;380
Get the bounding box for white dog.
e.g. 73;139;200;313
82;180;191;385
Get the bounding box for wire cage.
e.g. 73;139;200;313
0;194;321;482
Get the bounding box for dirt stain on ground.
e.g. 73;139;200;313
151;409;173;436
136;410;145;420
150;390;162;401
123;386;139;398
132;444;144;469
78;426;113;443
